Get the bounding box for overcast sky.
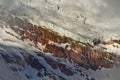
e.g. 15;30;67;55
106;0;120;12
105;0;120;17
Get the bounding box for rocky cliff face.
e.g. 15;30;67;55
0;13;120;80
6;16;119;71
1;0;120;80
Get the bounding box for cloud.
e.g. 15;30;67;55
0;0;21;11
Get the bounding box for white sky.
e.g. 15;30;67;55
105;0;120;15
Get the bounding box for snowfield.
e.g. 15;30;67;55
0;0;120;80
1;0;120;42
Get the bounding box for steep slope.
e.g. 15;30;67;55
0;24;96;80
0;11;120;80
0;0;120;80
1;0;119;41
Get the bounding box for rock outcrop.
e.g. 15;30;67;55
5;16;119;71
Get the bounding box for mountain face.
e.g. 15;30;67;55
0;0;120;80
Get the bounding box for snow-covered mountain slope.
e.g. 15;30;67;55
0;20;120;80
1;0;120;41
0;0;120;55
0;0;120;80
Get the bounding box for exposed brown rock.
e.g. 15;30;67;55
6;17;119;70
101;39;120;45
